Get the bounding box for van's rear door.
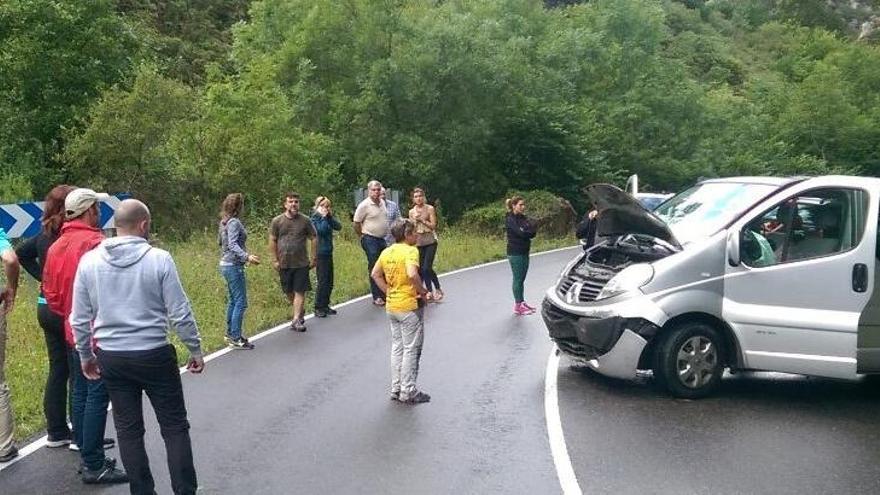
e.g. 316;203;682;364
858;187;880;373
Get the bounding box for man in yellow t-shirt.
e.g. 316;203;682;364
371;219;431;404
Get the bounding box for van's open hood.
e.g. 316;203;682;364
586;184;681;249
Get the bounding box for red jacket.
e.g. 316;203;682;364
43;221;104;347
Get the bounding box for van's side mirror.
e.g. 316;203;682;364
727;231;741;267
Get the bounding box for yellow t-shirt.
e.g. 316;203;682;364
376;243;421;313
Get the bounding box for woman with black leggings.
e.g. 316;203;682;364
409;188;443;301
15;185;75;447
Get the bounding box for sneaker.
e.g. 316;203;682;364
315;308;328;318
46;436;73;448
81;457;128;484
326;307;338;316
69;438;115;451
0;446;18;463
390;391;400;401
290;319;307;332
514;302;534;316
521;301;536;312
373;298;385;306
230;337;255;350
223;335;233;346
400;391;431;404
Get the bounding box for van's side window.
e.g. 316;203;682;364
740;188;868;267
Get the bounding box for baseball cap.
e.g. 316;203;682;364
65;188;110;219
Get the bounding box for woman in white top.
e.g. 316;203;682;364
408;188;443;301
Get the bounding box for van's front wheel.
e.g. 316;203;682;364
654;322;724;399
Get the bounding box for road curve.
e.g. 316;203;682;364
0;248;577;495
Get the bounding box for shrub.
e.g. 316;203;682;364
458;190;577;237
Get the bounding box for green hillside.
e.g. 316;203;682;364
1;0;879;230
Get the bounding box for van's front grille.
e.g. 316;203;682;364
556;270;615;303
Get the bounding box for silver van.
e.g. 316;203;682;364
542;176;880;398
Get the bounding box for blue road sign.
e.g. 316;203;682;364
0;193;131;239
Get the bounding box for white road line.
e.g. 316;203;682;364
1;245;578;472
545;346;583;495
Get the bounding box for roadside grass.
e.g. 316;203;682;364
6;228;573;441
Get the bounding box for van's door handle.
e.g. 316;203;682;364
853;263;869;293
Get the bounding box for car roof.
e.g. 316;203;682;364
697;176;803;187
698;175;880;188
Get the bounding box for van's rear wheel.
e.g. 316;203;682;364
653;322;724;399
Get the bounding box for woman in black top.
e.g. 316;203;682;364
505;195;537;315
15;185;75;447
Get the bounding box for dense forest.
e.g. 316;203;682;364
1;0;879;235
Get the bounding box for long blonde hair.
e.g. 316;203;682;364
505;195;524;213
314;195;331;210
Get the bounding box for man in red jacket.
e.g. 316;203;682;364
43;188;127;485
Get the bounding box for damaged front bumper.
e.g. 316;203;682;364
541;288;667;380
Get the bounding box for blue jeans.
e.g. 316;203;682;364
221;264;248;340
361;235;386;300
69;351;109;470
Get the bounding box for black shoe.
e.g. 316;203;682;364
326;307;338;316
78;456;117;474
0;446;18;463
315;309;328;318
390;391;400;401
229;337;255;350
400;391;431;404
81;457;128;484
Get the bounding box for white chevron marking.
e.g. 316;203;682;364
3;204;38;238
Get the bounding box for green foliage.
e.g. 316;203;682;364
0;172;32;204
459;190;576;237
64;65;206;236
116;0;250;84
0;0;139;194
3;0;880;237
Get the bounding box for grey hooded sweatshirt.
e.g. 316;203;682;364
70;236;202;361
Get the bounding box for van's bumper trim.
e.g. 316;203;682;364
579;329;647;380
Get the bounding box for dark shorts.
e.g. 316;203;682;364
279;267;312;294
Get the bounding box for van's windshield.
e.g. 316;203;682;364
654;182;780;245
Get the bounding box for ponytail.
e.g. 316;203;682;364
506;195;524;213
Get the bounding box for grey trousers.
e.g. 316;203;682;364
388;308;424;399
0;311;15;457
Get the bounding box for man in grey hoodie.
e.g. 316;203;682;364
71;199;204;495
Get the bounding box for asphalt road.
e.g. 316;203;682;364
2;246;879;494
0;249;571;495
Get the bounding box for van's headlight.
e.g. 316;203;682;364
597;264;654;300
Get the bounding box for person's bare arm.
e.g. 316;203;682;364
268;235;279;271
371;261;388;295
1;248;20;315
425;206;437;230
353;221;363;238
309;237;318;269
407;263;429;297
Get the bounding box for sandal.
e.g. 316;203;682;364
433;289;444;302
373;298;385;306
